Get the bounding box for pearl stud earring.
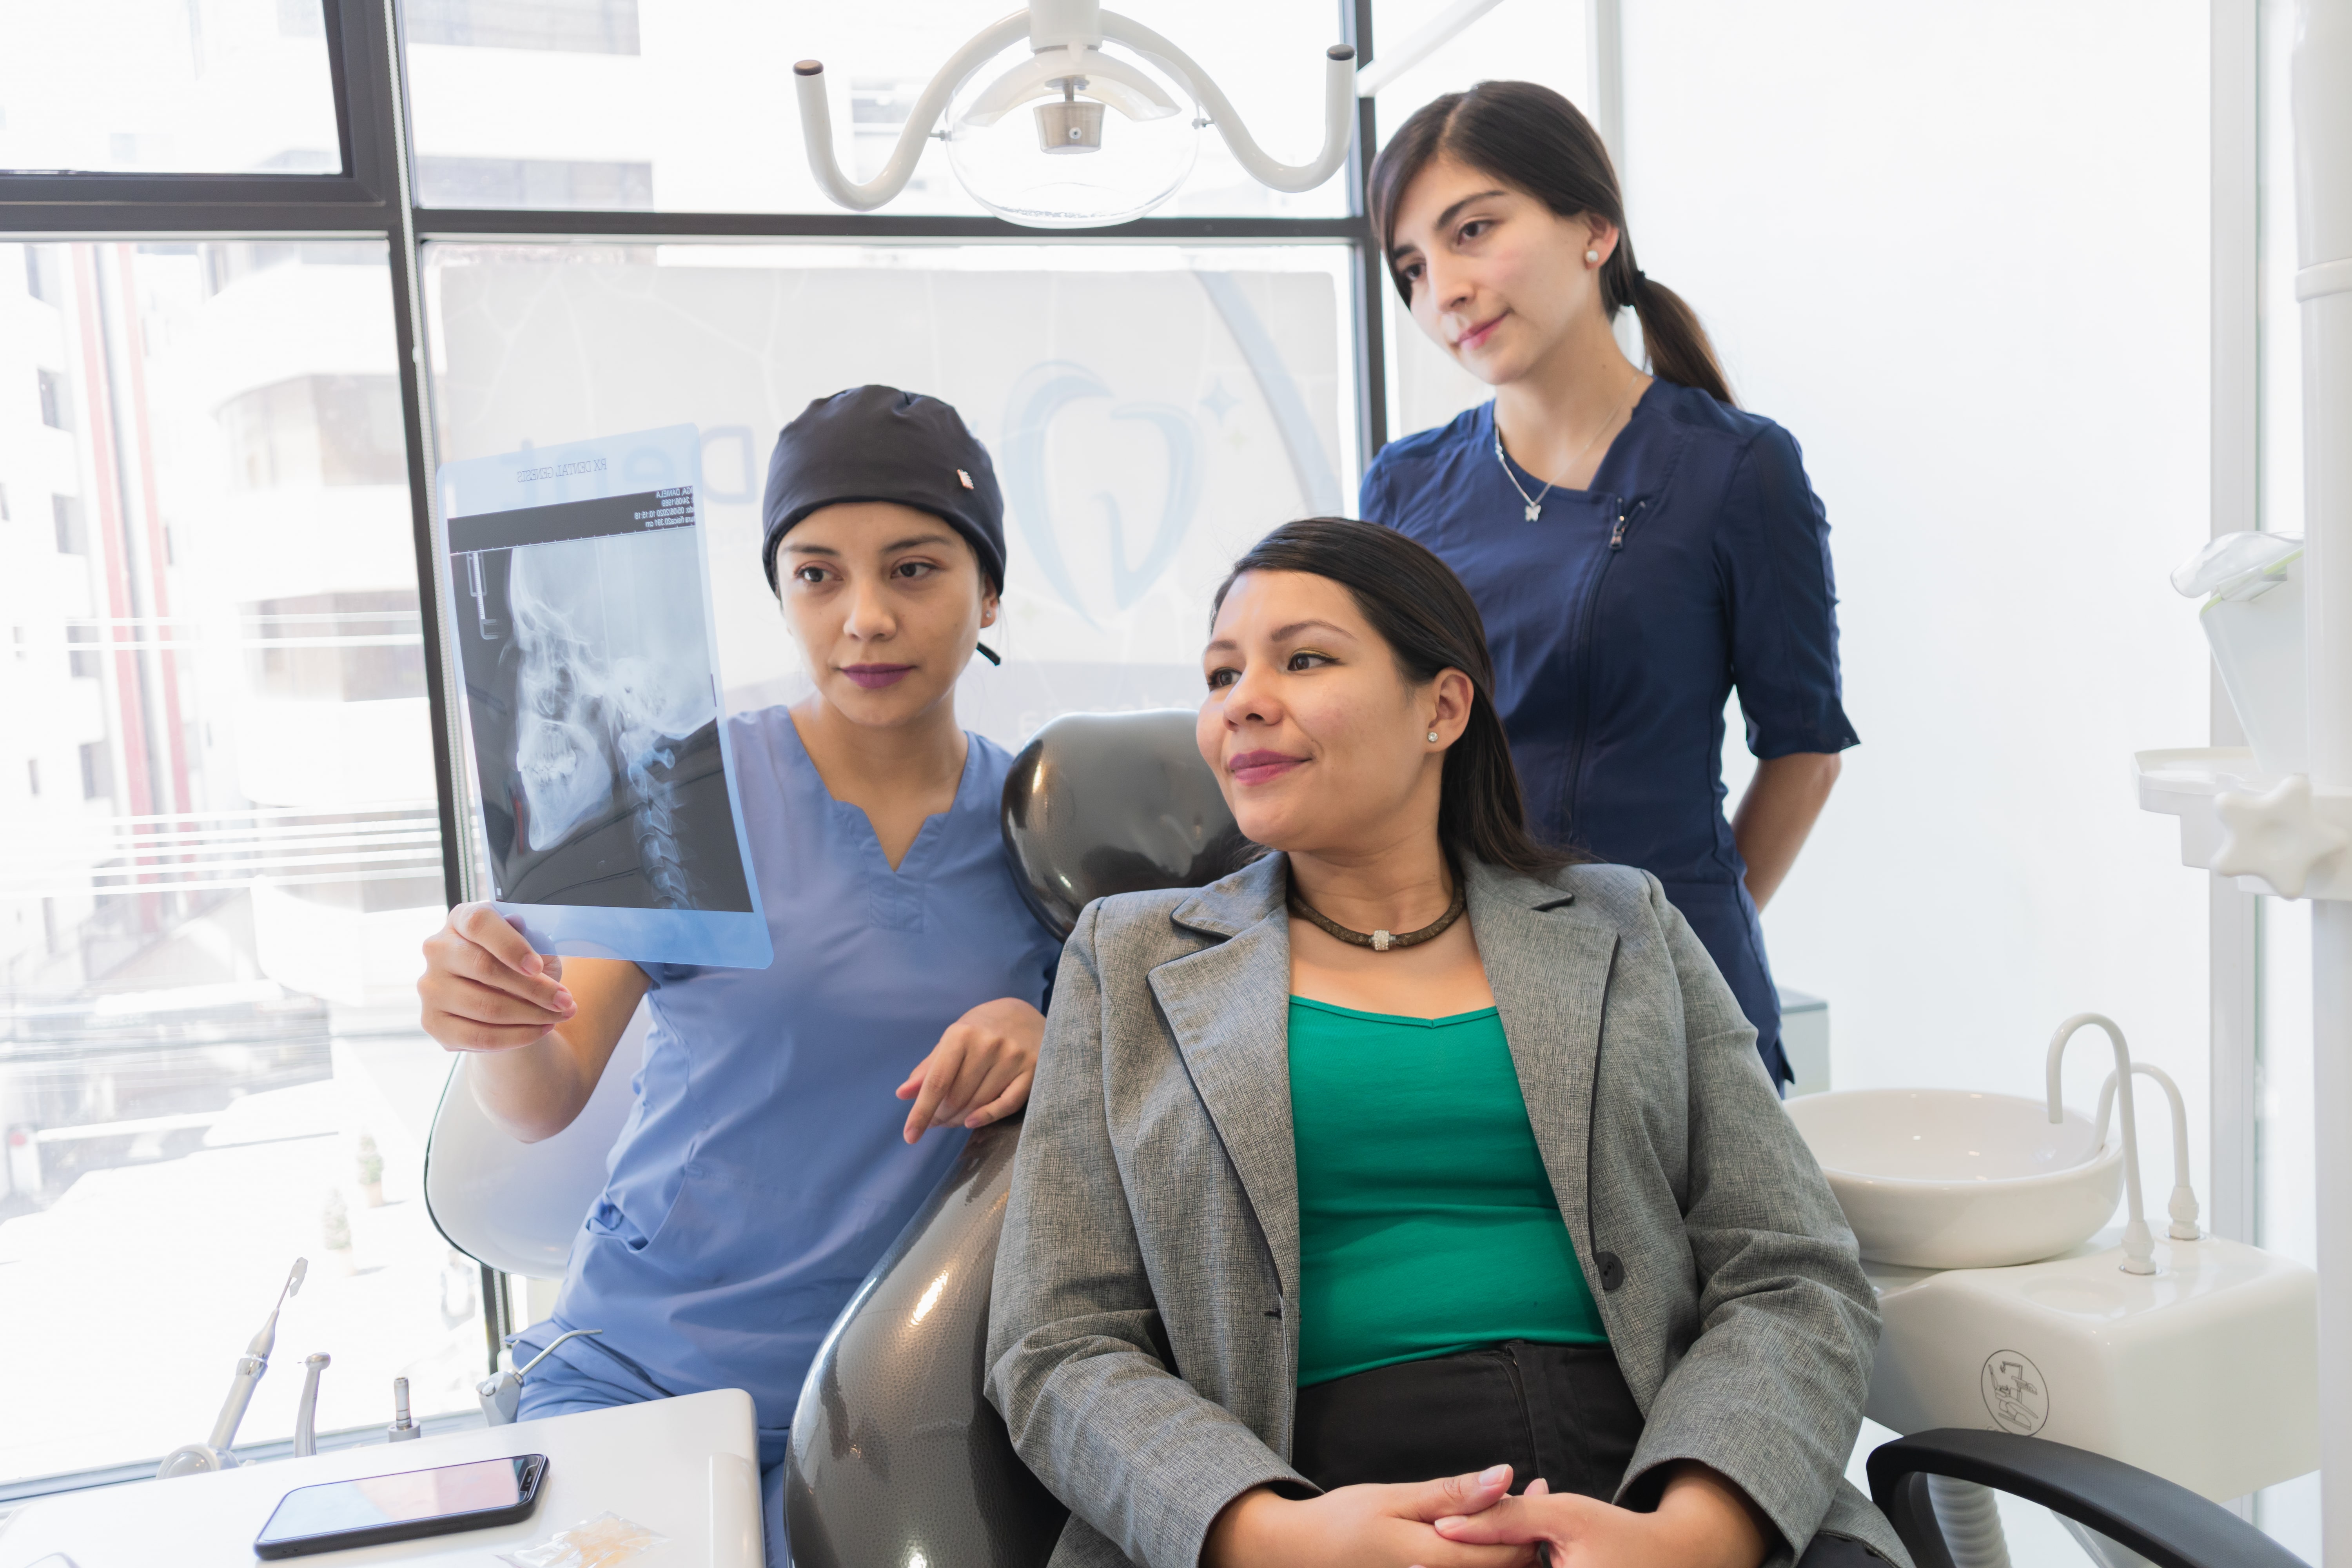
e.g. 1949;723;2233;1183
1427;730;1440;743
1585;249;1600;264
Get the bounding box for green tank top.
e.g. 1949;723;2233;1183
1287;996;1608;1388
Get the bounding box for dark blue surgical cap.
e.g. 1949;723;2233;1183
759;385;1006;595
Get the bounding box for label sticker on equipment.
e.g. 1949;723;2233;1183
1981;1350;2049;1435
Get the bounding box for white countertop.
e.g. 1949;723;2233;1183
0;1389;762;1568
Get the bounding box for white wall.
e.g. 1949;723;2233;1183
1622;3;2215;1178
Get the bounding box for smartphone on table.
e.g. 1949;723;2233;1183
253;1453;549;1559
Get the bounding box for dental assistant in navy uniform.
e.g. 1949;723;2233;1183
1358;82;1856;1087
414;387;1063;1567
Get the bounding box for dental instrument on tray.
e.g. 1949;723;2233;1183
480;1328;605;1426
388;1376;421;1442
155;1256;309;1477
292;1353;330;1459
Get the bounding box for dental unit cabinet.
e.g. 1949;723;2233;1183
1791;1014;2322;1509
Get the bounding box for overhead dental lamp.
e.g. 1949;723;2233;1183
792;0;1358;227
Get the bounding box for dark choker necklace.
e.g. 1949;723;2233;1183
1287;879;1468;952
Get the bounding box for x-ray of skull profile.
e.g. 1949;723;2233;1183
507;535;713;904
451;502;754;920
443;431;767;968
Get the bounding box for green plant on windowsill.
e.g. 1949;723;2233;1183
322;1188;354;1274
356;1131;385;1207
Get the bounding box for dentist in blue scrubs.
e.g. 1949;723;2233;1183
416;387;1062;1566
1360;83;1856;1087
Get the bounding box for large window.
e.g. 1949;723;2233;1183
0;241;474;1488
0;1;343;176
0;0;1387;1493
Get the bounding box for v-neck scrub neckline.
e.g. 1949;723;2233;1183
780;715;977;881
1489;378;1662;505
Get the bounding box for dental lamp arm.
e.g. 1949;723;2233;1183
2047;1013;2156;1274
792;14;1032;212
2091;1064;2201;1241
1102;15;1356;193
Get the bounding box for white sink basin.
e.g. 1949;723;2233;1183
1786;1088;2122;1269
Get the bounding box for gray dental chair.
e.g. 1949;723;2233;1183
778;711;2301;1568
782;709;1248;1568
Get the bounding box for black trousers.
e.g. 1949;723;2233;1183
1291;1341;1889;1566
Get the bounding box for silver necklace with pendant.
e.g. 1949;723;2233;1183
1495;384;1636;522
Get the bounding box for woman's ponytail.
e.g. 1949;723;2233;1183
1601;243;1732;406
1370;80;1736;408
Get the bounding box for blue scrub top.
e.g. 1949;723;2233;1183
1360;382;1857;1084
514;705;1062;1459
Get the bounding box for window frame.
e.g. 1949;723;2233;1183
0;0;1390;1375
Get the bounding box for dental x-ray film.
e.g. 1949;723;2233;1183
439;425;771;969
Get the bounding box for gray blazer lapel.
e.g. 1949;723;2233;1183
1148;856;1301;1299
1469;861;1617;1260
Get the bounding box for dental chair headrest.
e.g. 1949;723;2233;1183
1001;709;1254;940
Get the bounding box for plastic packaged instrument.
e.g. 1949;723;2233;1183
496;1512;668;1568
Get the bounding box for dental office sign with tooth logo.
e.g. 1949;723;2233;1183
438;423;773;970
1001;359;1203;628
1981;1349;2050;1436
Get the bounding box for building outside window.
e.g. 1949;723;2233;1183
75;740;109;802
50;494;83;554
0;240;467;1489
36;367;66;429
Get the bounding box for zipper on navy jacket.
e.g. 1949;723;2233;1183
1563;499;1648;834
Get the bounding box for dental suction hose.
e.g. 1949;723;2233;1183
2047;1014;2156;1274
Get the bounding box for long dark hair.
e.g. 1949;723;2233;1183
1211;518;1579;877
1368;80;1733;407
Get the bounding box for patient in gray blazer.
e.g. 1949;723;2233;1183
985;518;1906;1568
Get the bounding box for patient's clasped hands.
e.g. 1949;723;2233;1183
1205;1460;1772;1568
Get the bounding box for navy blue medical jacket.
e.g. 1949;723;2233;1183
1360;380;1858;1085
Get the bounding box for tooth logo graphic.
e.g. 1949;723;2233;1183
1002;360;1201;627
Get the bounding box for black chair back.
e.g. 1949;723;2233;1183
1001;709;1250;940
